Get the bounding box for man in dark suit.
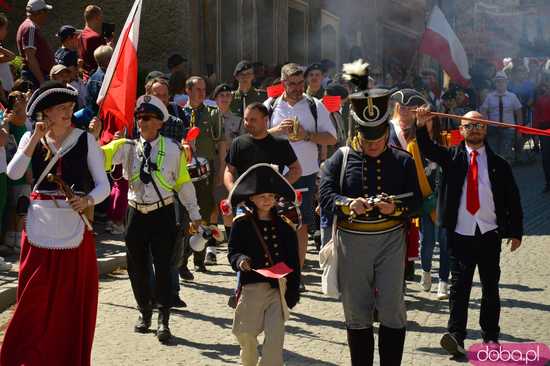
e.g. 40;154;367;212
415;110;523;357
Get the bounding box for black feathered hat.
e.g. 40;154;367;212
228;164;296;207
26;80;78;120
343;59;395;140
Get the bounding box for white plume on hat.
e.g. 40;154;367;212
342;59;370;91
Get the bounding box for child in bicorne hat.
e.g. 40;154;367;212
227;163;300;366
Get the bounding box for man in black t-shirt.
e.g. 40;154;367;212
224;103;302;189
223;102;301;308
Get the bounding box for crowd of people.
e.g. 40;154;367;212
0;0;546;365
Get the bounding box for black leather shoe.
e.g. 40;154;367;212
172;296;187;308
194;264;208;273
179;266;194;281
227;294;238;309
157;308;173;344
134;311;152;333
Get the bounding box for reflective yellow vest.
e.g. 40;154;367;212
101;136;191;191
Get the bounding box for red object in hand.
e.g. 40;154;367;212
267;84;285;98
295;190;303;205
253;262;294;279
185;127;200;142
322;95;341;113
220;199;232;216
450;130;463;145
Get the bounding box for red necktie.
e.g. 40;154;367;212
466;150;480;215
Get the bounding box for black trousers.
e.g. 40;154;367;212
447;227;501;342
125;204;177;310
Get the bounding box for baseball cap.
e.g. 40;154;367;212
56;25;80;41
494;70;508;80
49;64;69;79
26;0;53;12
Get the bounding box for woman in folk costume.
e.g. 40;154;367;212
227;164;301;366
0;81;110;366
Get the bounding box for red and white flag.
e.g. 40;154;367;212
420;6;470;87
97;0;142;143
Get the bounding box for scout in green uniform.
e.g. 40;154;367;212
305;63;326;100
230;60;267;118
181;76;225;273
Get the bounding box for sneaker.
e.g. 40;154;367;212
204;252;217;266
440;333;466;357
0;257;13;271
437;281;449;300
179;267;194;281
109;223;125;235
420;271;432;292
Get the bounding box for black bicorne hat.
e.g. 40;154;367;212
391;88;429;107
26;80;79;120
228;164;296;208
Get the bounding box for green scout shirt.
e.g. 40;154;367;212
183;103;225;160
230;88;267;118
306;86;325;100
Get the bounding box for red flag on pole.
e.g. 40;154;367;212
97;0;142;144
419;6;470;87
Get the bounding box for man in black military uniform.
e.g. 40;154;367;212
320;60;422;365
230;60;267;118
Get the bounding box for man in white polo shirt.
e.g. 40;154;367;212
266;63;337;291
479;71;523;161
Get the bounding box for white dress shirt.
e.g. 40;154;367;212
479;91;522;124
455;145;498;236
266;95;337;176
111;135;201;221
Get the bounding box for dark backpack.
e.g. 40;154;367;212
267;95;318;134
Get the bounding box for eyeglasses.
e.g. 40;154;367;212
461;123;485;130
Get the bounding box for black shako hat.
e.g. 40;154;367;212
343;59;394;140
228;164;296;208
26;80;78;120
233;60;253;76
391;88;429;107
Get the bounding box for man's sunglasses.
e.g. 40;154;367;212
461;123;486;130
135;114;159;122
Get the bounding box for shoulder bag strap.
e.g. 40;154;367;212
248;214;275;265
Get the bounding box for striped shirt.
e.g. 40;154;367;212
16;18;54;77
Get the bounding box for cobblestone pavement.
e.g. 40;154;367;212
1;161;549;365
